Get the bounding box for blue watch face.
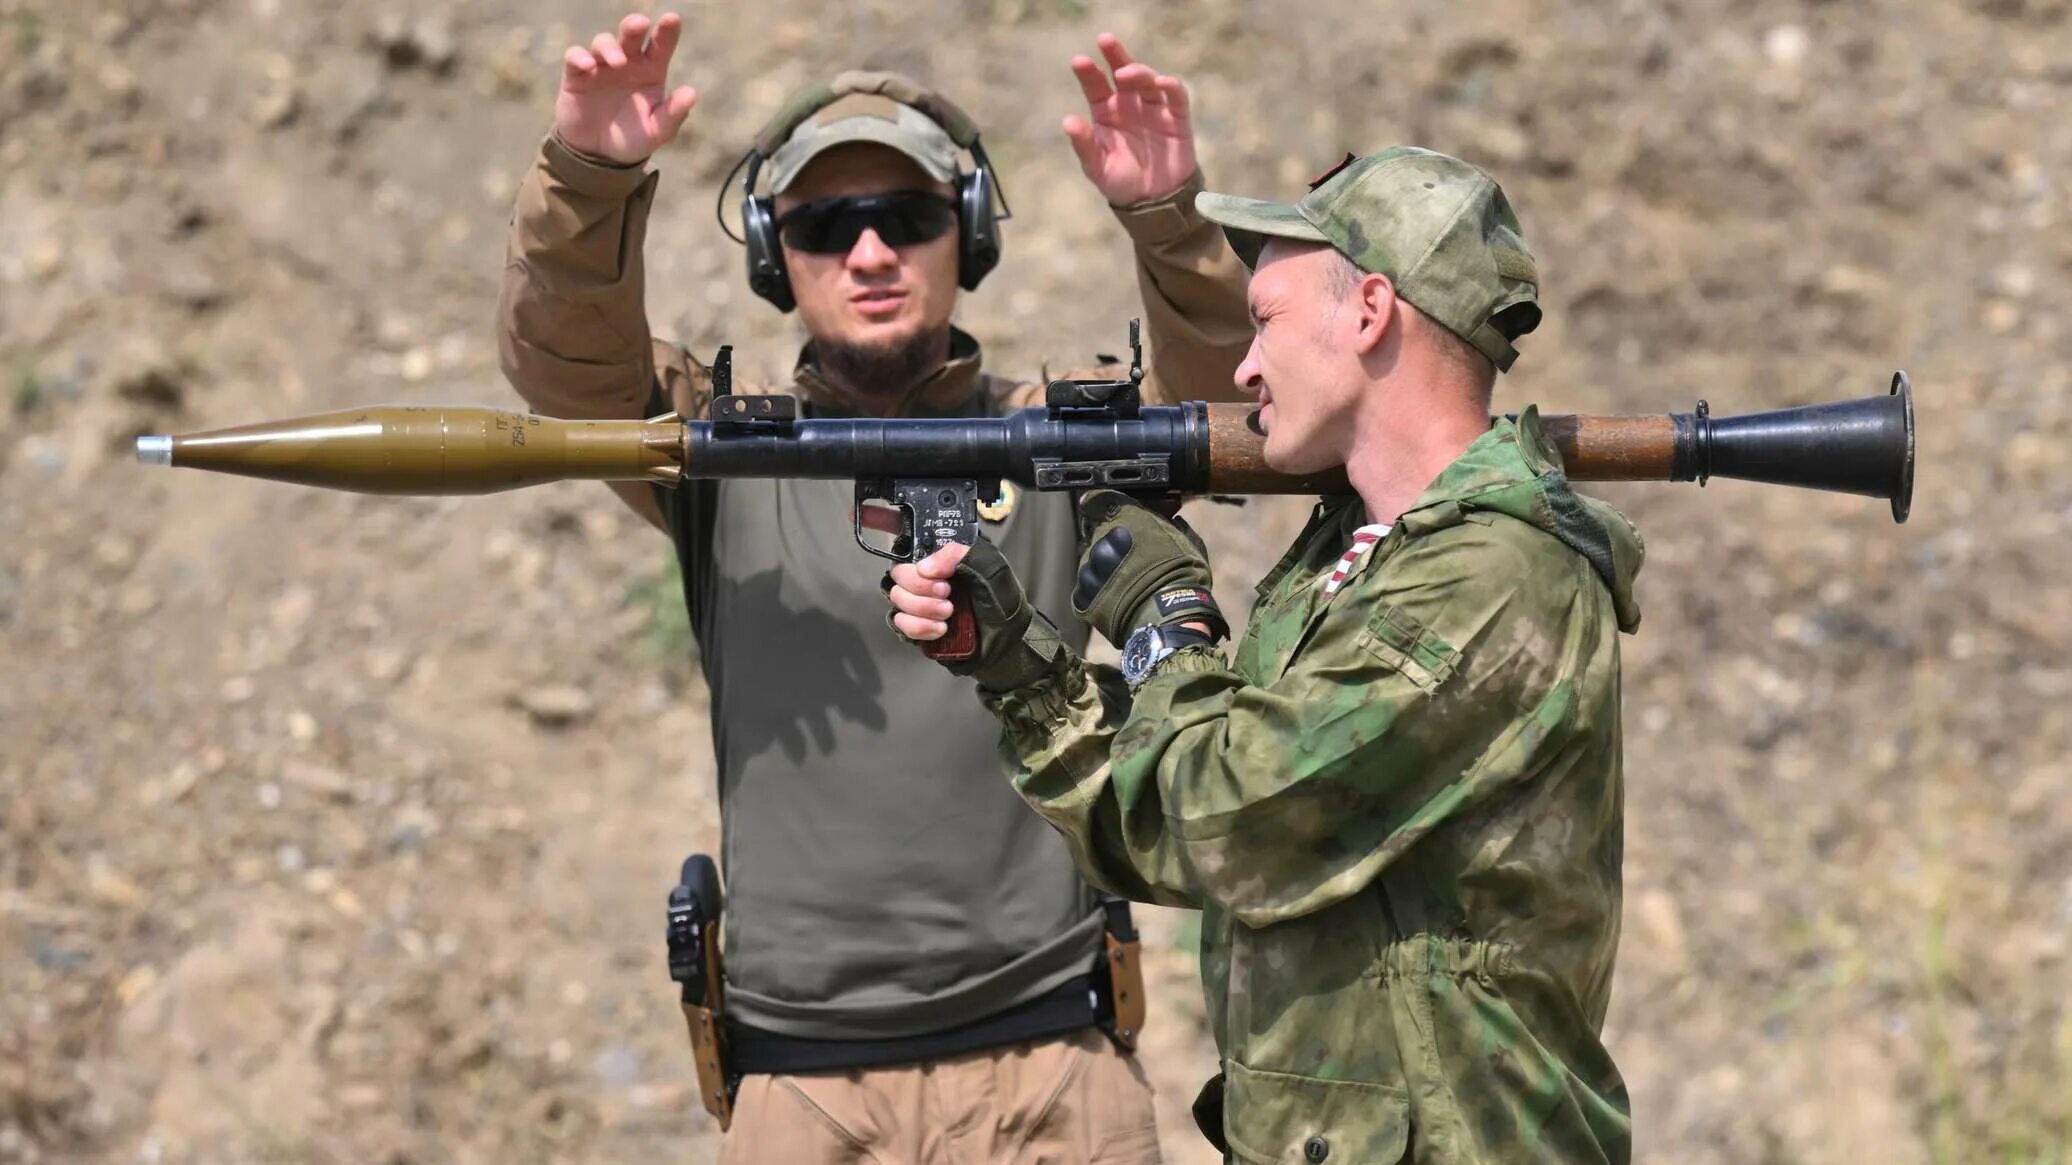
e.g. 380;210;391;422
1127;626;1160;679
1122;626;1164;684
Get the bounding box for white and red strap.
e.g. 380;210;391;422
1319;524;1390;599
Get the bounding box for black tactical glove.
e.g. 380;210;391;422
887;537;1066;693
1071;490;1227;649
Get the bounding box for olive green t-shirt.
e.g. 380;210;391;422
657;389;1103;1040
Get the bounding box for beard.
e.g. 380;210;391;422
813;325;952;400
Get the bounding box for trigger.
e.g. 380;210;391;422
855;504;907;537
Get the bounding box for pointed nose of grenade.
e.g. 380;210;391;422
134;406;685;495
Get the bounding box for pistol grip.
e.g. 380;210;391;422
921;577;979;662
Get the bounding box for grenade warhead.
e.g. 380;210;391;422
135;404;686;494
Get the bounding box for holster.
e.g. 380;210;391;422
667;854;734;1130
1092;898;1147;1052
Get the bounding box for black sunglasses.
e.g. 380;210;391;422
774;191;958;255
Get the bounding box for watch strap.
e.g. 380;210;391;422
1124;624;1216;687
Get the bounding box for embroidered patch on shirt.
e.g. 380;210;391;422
1320;524;1391;598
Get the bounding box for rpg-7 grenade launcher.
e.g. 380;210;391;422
137;320;1917;658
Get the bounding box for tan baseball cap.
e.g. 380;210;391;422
763;82;964;194
1197;147;1543;371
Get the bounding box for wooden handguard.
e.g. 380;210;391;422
1199;403;1679;492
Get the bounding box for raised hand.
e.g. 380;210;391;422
1062;34;1198;206
555;11;698;165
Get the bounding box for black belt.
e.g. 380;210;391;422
726;973;1101;1078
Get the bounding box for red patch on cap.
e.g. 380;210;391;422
1308;152;1357;190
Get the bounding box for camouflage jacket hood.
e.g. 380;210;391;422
1393;406;1644;633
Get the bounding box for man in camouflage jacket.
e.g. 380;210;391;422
887;148;1645;1163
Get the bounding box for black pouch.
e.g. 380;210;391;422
1192;1071;1229;1156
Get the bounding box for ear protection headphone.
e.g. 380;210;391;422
717;72;1010;313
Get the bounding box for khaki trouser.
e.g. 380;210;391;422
717;1028;1164;1165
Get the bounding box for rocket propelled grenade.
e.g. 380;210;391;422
138;316;1919;520
134;380;1917;521
135;327;1915;667
137;328;1916;666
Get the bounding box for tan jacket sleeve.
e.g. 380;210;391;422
1111;170;1254;407
496;132;713;531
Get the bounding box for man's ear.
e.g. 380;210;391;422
1350;272;1397;356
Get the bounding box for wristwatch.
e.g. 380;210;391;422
1120;624;1215;688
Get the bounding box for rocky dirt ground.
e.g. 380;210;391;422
3;0;2069;1162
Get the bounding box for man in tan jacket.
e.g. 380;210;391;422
498;11;1250;1162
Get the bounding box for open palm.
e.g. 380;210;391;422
1063;34;1198;206
555;12;698;164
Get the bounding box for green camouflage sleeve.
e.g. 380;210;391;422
983;652;1207;909
987;521;1580;928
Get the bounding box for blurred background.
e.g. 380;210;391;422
2;0;2067;1161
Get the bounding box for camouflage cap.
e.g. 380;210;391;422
1196;147;1542;371
764;87;962;194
